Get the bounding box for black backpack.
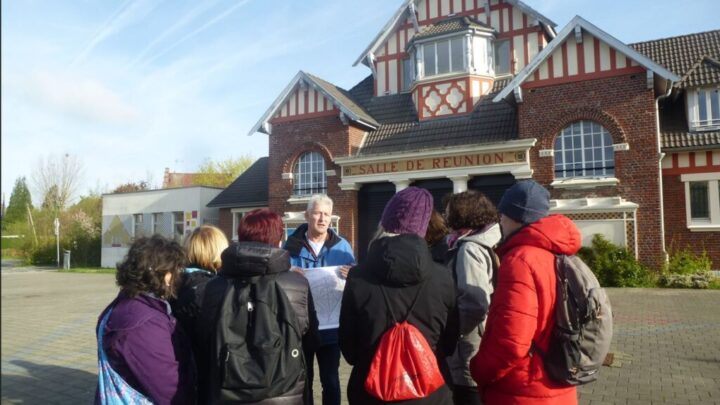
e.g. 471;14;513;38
533;255;613;386
202;275;306;402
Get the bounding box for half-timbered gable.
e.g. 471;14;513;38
242;1;720;267
355;0;557;116
495;16;679;102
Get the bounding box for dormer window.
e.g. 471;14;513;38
419;36;466;78
689;87;720;131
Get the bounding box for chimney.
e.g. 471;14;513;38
163;168;171;188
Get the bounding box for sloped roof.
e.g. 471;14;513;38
206;157;268;208
630;30;720;88
631;30;720;150
304;73;378;126
494;15;681;102
413;16;494;41
662;131;720;149
248;71;378;136
354;79;518;156
349;76;418;124
679;57;720;89
658;95;720;150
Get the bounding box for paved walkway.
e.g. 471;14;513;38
1;271;719;404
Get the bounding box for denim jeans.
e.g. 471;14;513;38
304;329;341;405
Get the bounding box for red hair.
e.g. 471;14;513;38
237;208;284;246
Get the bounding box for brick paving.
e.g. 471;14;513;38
1;270;719;404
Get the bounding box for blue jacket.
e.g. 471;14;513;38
284;224;355;268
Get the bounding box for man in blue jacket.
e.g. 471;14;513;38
284;194;354;405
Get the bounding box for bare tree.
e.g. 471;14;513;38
32;153;84;212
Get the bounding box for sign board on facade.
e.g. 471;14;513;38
342;150;526;177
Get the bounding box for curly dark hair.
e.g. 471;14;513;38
425;210;449;246
445;190;498;230
116;235;187;299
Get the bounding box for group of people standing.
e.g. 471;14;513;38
96;179;582;405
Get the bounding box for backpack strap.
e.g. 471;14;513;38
379;281;427;324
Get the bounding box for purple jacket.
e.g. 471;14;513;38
96;292;196;405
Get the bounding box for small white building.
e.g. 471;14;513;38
101;186;222;268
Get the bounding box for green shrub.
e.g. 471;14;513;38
656;247;714;289
577;234;655;287
664;247;712;275
29;238;59;265
657;273;711;289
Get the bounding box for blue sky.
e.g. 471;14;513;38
2;0;718;204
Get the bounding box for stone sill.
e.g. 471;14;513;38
688;224;720;232
551;177;619;189
286;196;312;205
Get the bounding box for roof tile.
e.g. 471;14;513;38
207;158;268;208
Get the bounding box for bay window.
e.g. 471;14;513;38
419;36;466;78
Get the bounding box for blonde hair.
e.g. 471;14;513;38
184;225;229;272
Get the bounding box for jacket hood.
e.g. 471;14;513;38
285;223;342;256
457;223;502;249
497;214;582;257
365;234;432;287
219;242;290;278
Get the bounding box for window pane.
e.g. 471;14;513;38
294;151;326;196
402;57;414;91
711;89;720;122
698;90;708;123
554;120;614;179
494;40;510;74
423;44;436;76
690;182;710;219
437;40;450;74
450;37;464;72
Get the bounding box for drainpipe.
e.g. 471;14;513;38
655;79;673;265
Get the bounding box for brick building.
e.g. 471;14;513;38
241;0;719;266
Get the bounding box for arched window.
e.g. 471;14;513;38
293;151;326;196
554;121;615;178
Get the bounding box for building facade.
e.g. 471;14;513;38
208;157;269;241
101;186;222;268
248;0;720;266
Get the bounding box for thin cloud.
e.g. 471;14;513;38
20;70;140;125
126;0;221;71
70;0;163;68
135;0;251;70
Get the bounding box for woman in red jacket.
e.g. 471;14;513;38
470;180;580;405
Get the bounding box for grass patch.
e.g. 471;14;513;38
709;278;720;290
58;267;116;274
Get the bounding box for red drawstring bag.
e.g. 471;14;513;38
365;282;444;401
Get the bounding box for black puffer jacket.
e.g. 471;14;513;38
339;234;459;405
195;242;320;405
170;267;214;335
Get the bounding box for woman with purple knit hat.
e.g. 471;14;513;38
339;187;459;405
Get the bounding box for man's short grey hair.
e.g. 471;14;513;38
306;194;334;212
